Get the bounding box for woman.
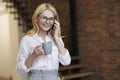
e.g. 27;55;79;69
16;3;71;80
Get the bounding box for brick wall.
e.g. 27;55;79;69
76;0;120;80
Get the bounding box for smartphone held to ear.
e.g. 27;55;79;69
50;20;61;37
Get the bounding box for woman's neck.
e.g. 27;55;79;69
38;30;48;42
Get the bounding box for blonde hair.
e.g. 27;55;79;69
27;3;61;37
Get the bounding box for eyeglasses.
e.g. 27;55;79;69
40;16;54;23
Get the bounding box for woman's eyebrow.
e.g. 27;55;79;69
41;15;54;18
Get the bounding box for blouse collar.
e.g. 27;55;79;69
33;32;53;43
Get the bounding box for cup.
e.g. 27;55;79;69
42;41;52;55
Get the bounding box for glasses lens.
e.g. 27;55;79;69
41;16;54;22
49;18;54;22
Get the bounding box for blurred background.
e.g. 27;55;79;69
0;0;120;80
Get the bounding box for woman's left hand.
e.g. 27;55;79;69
52;20;61;39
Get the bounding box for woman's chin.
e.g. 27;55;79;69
43;28;51;32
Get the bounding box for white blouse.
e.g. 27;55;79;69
16;33;71;75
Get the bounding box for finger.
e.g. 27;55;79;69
54;23;60;30
38;46;42;50
54;20;60;26
41;49;45;55
54;20;59;25
54;24;59;30
54;23;60;28
36;45;41;48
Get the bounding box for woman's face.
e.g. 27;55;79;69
37;10;54;32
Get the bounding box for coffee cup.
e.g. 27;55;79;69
42;41;52;55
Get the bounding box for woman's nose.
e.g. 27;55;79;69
46;19;50;23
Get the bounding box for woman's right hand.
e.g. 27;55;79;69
25;45;44;68
32;45;44;57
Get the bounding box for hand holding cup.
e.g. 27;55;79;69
33;45;44;57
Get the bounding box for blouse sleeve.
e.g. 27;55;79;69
58;38;71;66
16;36;32;75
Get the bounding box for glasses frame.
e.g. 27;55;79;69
40;15;55;23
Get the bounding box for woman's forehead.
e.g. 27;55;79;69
40;10;54;17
